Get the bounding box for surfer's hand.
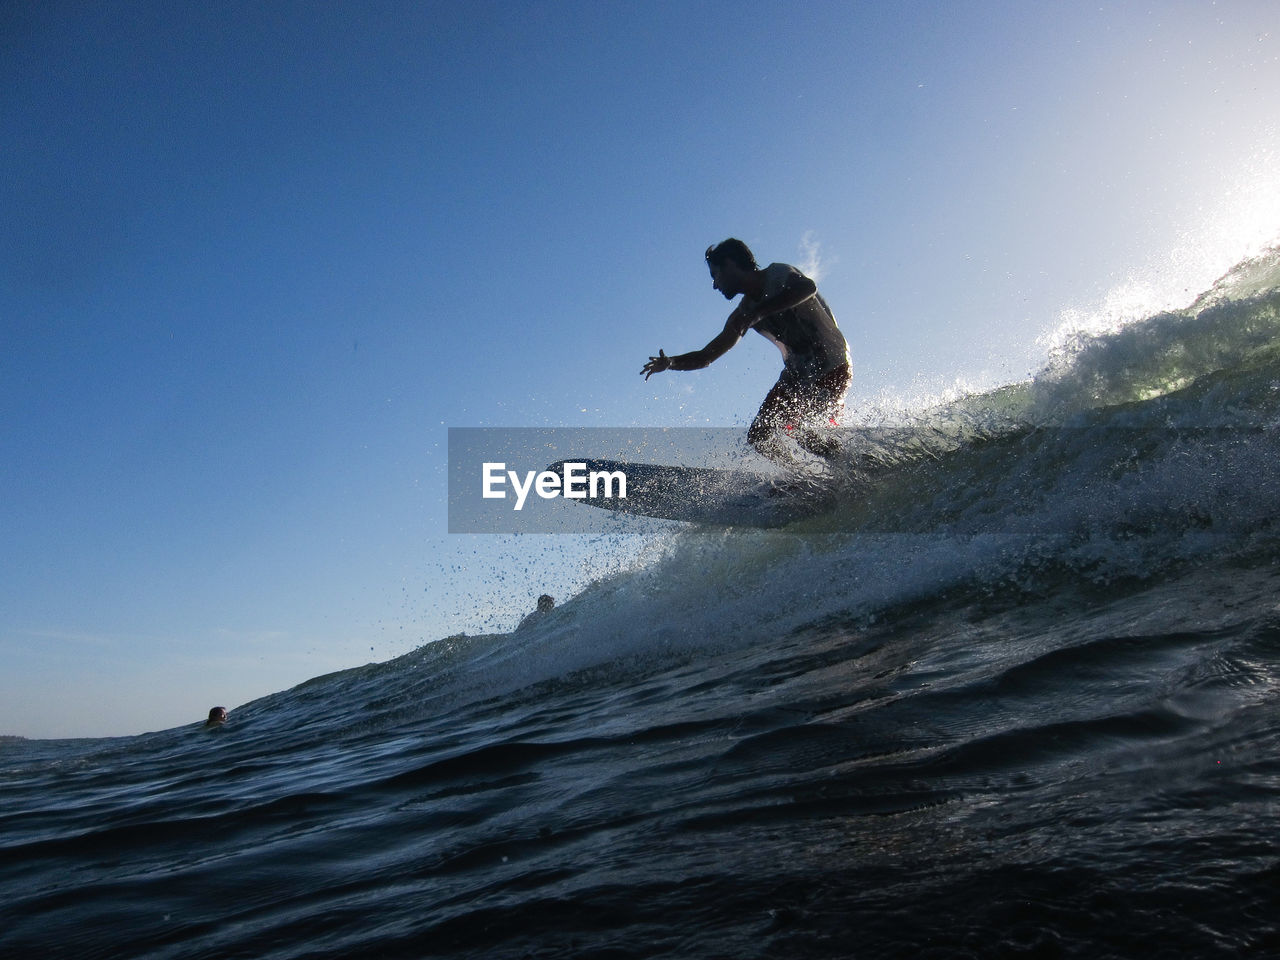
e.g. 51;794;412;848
642;349;672;380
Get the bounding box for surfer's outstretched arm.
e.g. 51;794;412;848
640;306;755;380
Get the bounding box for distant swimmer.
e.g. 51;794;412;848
517;594;555;631
641;239;851;466
204;706;228;728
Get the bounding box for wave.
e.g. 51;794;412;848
17;247;1280;752
372;245;1280;721
964;243;1280;424
7;247;1280;959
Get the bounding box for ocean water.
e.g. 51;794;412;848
4;249;1280;959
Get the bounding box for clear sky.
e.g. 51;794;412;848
3;0;1278;738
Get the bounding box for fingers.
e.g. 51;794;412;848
640;349;668;379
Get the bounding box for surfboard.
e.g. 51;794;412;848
546;458;836;528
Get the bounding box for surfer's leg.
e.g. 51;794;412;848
748;378;806;466
793;363;851;461
751;364;852;465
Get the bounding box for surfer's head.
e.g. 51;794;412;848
537;594;555;612
705;238;757;273
706;239;757;299
205;706;228;727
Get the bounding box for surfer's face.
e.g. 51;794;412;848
709;261;742;300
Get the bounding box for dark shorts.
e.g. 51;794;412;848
749;361;852;442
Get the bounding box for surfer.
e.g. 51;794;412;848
204;706;228;728
641;239;851;466
516;594;555;631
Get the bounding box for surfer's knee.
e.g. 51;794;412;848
749;426;796;469
748;417;785;455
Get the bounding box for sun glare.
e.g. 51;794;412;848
1042;150;1280;359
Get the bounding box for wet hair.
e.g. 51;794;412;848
536;594;555;612
207;706;227;723
705;238;758;272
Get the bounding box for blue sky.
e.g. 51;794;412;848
3;0;1278;738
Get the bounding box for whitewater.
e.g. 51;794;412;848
3;248;1280;958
